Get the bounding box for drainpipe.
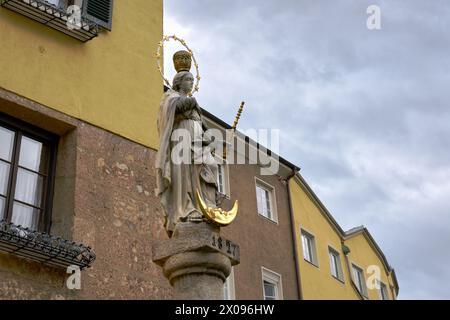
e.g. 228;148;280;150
285;169;303;300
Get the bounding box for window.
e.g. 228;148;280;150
216;157;230;198
262;267;283;300
1;0;114;42
263;281;276;300
83;0;114;31
352;264;368;297
301;229;318;266
255;179;277;222
0;114;57;233
379;281;389;300
223;267;235;300
217;163;225;194
329;247;344;282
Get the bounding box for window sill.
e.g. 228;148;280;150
257;213;279;225
303;258;319;269
331;274;346;284
0;220;95;270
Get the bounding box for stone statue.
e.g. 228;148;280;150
155;51;220;237
152;46;240;300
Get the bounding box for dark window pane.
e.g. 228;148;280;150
12;201;40;230
264;281;276;299
15;168;44;207
0;196;5;221
0;126;15;162
19;136;48;173
0;161;10;196
380;283;388;300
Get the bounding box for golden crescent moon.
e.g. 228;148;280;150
196;189;238;226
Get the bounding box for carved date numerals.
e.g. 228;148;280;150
211;234;238;258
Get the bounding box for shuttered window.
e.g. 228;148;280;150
83;0;114;30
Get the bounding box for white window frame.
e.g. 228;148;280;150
352;263;368;298
378;281;389;300
215;156;230;199
254;178;278;223
328;246;345;282
301;228;319;267
223;267;236;300
261;267;283;300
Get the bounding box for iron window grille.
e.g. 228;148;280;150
0;220;96;269
1;0;114;42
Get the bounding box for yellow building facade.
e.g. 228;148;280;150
289;174;399;300
0;0;163;148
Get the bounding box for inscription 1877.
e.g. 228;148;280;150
210;233;240;261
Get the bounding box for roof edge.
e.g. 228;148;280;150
201;108;300;172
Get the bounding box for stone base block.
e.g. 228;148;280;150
152;222;240;300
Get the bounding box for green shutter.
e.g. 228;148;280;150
83;0;114;31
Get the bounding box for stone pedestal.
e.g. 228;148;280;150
152;222;240;300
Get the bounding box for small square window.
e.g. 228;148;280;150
262;267;283;300
328;247;344;282
217;163;225;194
379;281;389;300
352;264;368;297
301;229;318;266
216;157;230;198
255;179;277;222
263;281;276;300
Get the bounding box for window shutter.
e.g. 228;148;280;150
83;0;114;31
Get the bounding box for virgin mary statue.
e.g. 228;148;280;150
155;51;219;236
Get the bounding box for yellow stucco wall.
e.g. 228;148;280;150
290;176;396;300
0;0;163;149
290;178;357;300
345;234;396;300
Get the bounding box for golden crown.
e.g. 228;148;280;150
173;50;192;72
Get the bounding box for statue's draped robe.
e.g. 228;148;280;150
155;90;218;234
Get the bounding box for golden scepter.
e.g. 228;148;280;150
232;101;245;131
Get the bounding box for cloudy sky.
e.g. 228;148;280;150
164;1;450;299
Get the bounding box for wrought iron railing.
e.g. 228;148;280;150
0;220;96;270
1;0;99;42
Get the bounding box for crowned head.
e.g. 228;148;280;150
173;50;192;73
